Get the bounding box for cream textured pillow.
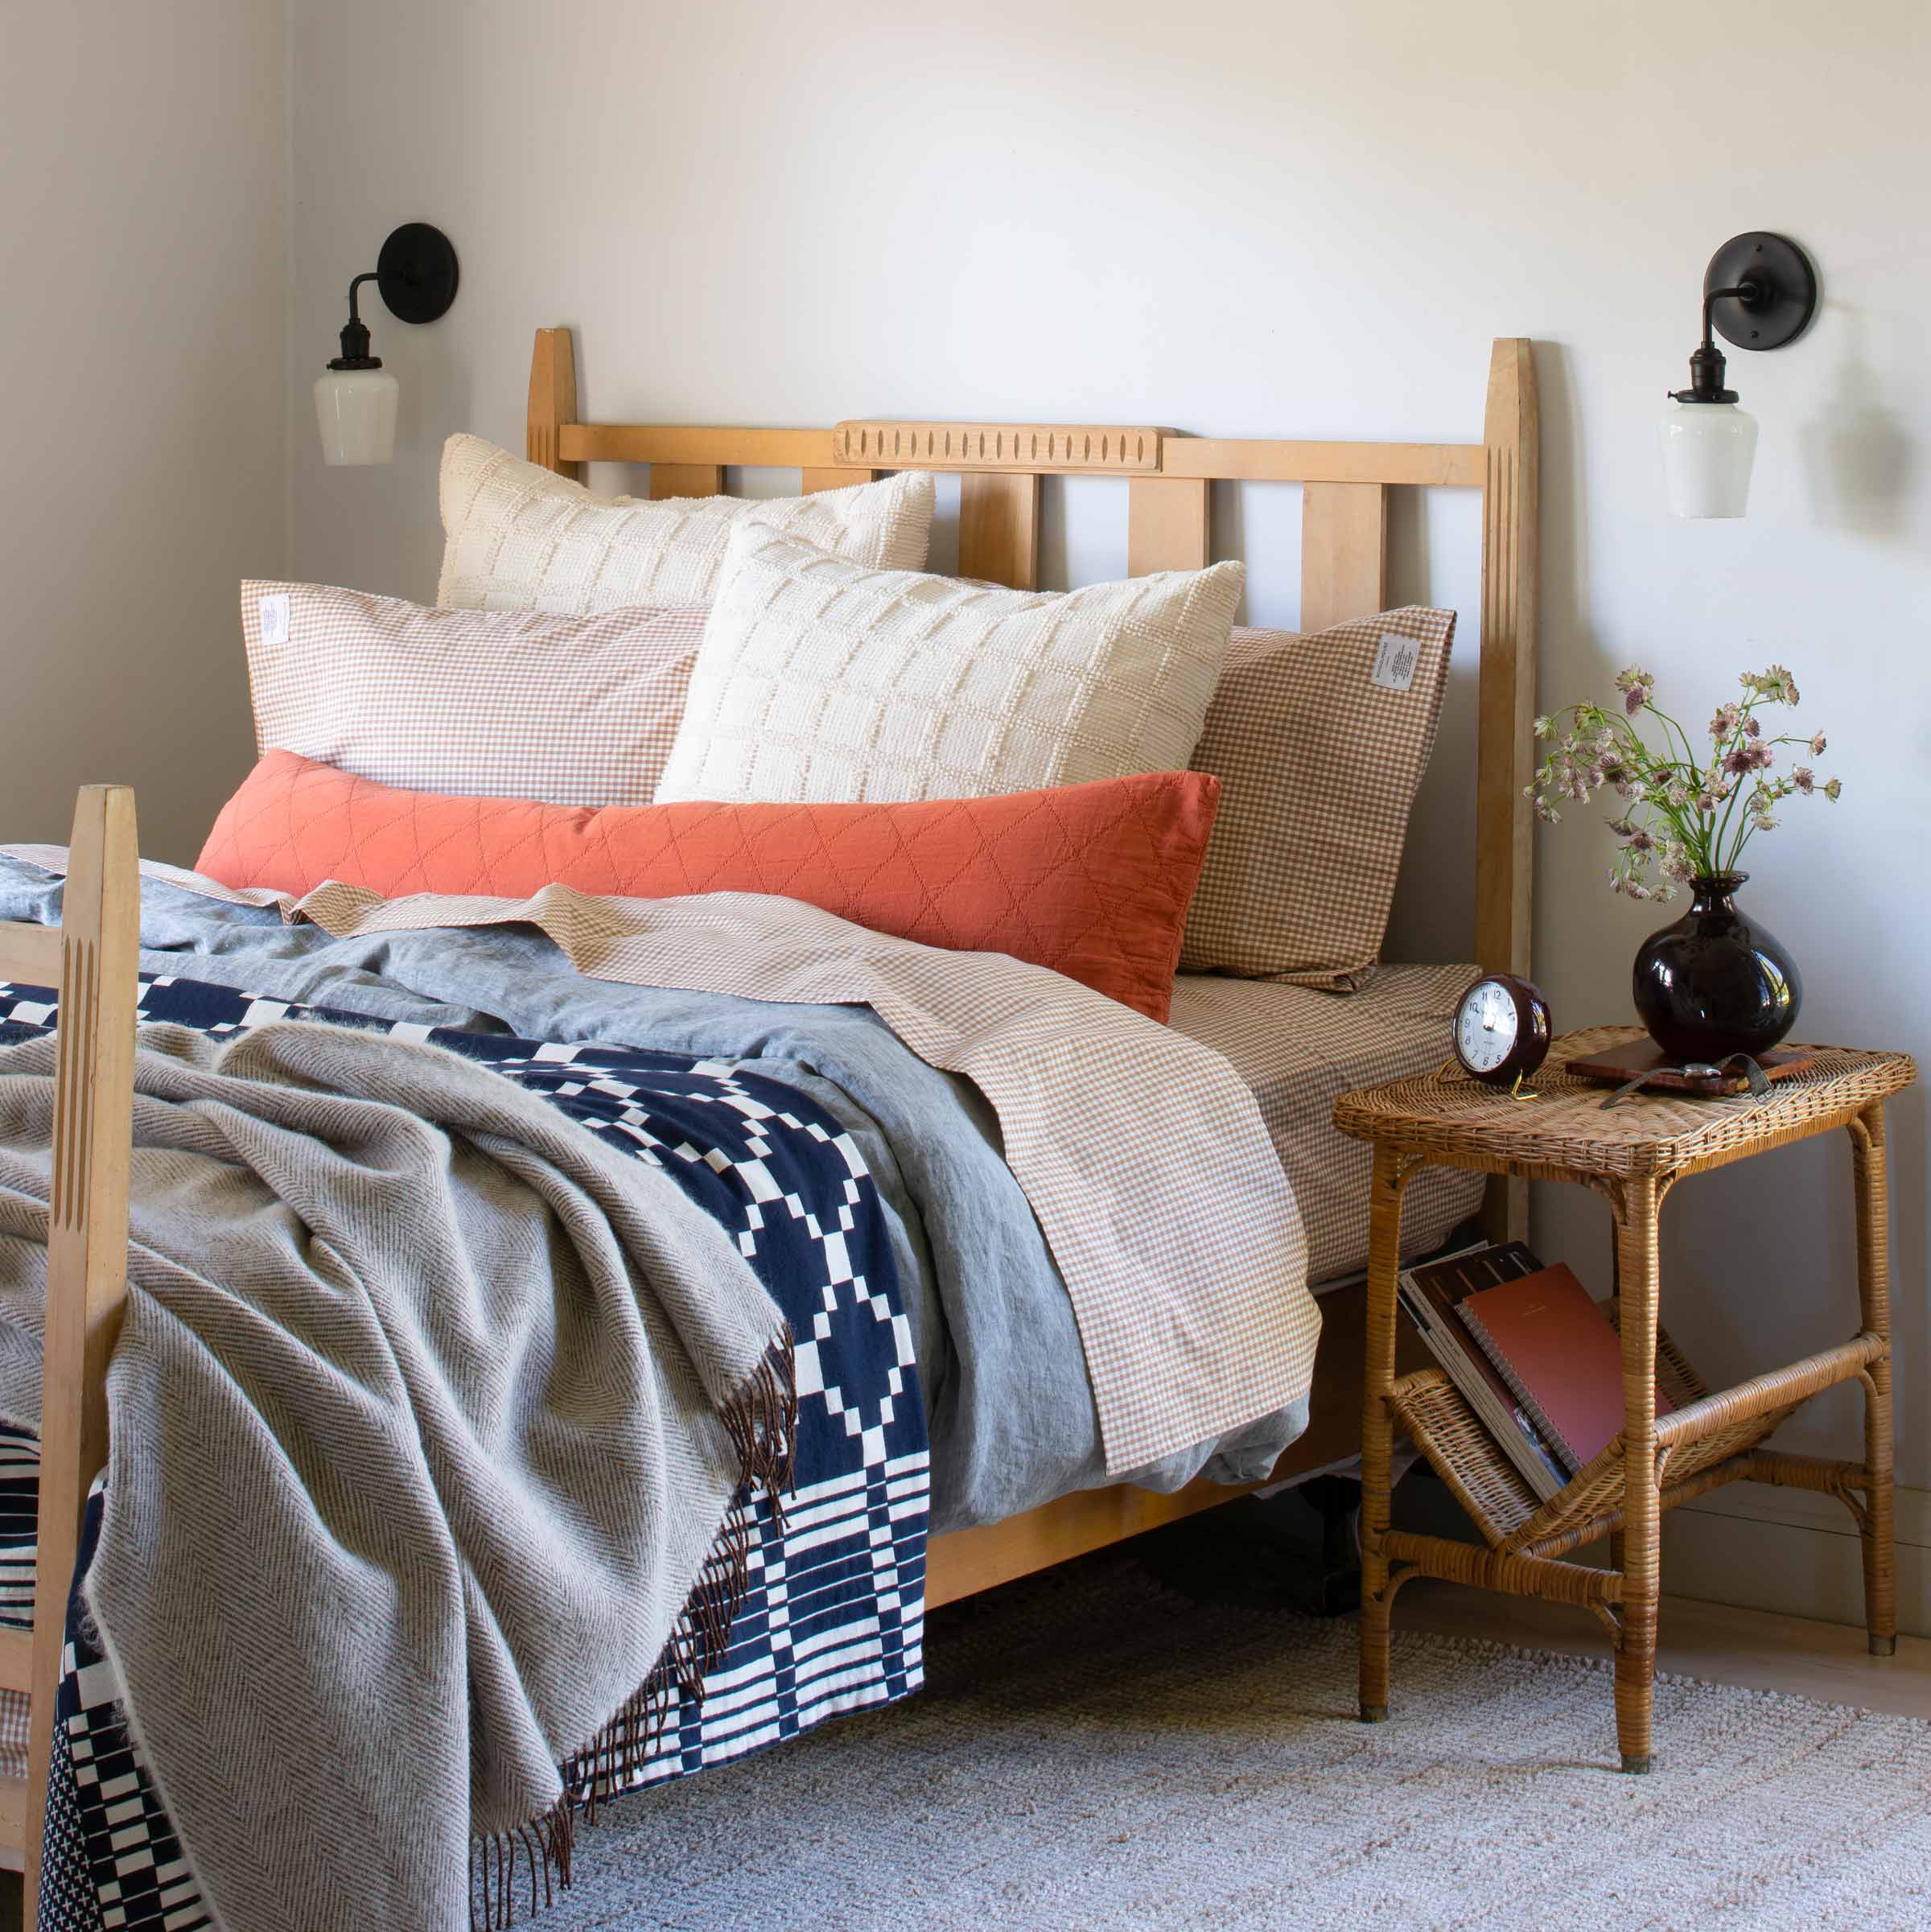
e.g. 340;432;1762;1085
1180;606;1457;987
653;525;1244;806
436;434;937;614
240;579;710;806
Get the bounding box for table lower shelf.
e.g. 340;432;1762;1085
1387;1315;1887;1559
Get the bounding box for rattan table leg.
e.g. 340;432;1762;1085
1851;1102;1897;1657
1358;1140;1412;1723
1612;1174;1661;1773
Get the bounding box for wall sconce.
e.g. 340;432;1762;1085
315;223;459;466
1661;231;1818;519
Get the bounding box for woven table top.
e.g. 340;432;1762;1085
1332;1025;1916;1181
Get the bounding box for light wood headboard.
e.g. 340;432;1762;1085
526;327;1538;978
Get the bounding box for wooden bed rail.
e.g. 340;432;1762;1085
527;324;1539;984
8;787;139;1921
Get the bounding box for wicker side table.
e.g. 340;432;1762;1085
1333;1025;1916;1773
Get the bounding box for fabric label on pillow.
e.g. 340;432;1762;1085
1370;631;1422;691
257;592;290;649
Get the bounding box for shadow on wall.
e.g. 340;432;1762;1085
1801;307;1917;540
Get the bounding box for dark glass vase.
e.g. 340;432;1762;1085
1632;872;1801;1063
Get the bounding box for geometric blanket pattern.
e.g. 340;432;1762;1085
0;970;928;1930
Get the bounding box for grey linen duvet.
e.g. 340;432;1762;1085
0;857;1307;1526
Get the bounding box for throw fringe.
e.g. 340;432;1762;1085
469;1324;798;1931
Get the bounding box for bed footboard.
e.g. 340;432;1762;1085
0;785;140;1926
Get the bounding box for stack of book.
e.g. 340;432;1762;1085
1397;1242;1674;1501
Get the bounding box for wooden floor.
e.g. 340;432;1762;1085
1398;1576;1931;1719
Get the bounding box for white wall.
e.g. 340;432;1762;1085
290;3;1930;1502
0;1;285;863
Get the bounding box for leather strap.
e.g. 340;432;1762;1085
1599;1052;1772;1110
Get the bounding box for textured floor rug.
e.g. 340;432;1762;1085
536;1547;1931;1932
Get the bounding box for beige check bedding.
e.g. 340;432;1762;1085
241;583;710;808
1170;965;1488;1283
19;856;1320;1477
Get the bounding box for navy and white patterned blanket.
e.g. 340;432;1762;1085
0;972;929;1930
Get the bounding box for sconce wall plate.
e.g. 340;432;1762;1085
1704;232;1818;353
373;222;460;327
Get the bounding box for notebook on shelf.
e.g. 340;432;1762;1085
1456;1263;1675;1476
1395;1241;1569;1500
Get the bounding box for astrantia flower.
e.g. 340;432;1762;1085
1744;715;1762;738
1694;789;1721;814
1710;703;1742;741
1534;715;1555;739
1625;826;1655;853
1665;782;1690;809
1810;731;1827;756
1793;766;1815;796
1824;777;1842;801
1616;666;1656;715
1723;740;1773;777
1606;816;1637;838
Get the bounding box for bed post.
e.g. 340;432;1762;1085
1475;338;1539;1241
23;785;140;1931
527;327;582;480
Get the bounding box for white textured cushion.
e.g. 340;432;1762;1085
241;579;710;806
655;525;1244;805
436;435;935;614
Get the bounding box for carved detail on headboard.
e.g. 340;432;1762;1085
832;422;1163;474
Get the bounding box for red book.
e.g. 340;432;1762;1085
1455;1264;1674;1476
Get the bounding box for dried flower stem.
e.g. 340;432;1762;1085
1528;665;1839;903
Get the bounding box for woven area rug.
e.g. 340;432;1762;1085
539;1547;1931;1931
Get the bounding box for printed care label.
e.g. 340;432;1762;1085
1370;632;1419;691
257;592;290;649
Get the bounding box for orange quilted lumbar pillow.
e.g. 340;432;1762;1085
197;751;1221;1023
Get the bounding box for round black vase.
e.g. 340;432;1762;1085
1632;872;1801;1062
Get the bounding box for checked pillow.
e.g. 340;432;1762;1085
197;751;1222;1022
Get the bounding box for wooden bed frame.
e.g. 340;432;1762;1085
3;333;1537;1908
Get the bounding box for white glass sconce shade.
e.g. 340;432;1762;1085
1660;400;1758;519
315;367;400;466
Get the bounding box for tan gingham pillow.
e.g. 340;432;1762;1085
436;435;935;614
1180;606;1457;986
655;523;1244;805
240;580;709;807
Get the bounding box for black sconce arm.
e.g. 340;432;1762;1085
1671;283;1756;405
329;272;385;371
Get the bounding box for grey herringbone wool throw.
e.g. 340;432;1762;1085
0;1020;792;1932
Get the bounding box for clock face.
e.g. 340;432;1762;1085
1452;973;1552;1085
1457;981;1519;1074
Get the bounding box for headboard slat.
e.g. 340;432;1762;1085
648;463;723;501
1126;477;1211;575
958;473;1041;590
1300;483;1390;635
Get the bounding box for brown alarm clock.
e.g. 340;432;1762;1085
1451;972;1552;1087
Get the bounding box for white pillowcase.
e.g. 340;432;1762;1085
654;524;1244;805
436;434;937;614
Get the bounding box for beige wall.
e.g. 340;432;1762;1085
0;1;285;863
285;0;1931;1510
